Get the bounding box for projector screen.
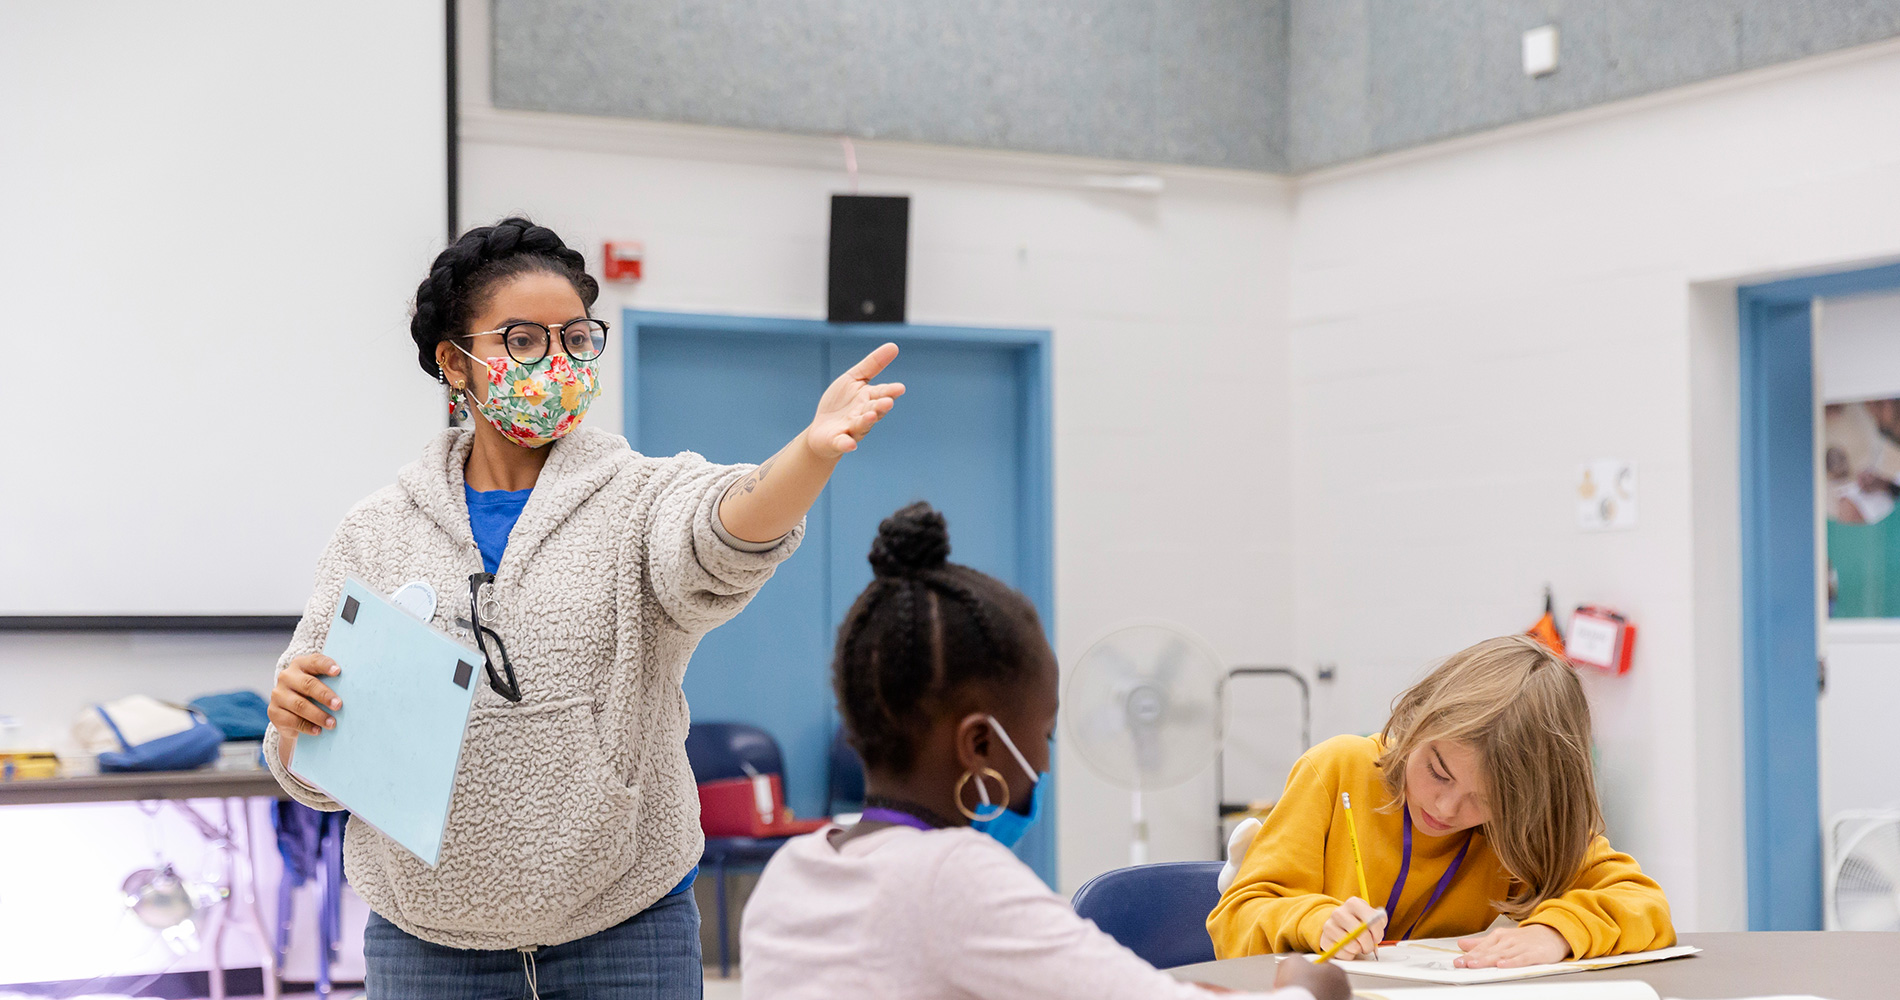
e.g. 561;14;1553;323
1;3;448;616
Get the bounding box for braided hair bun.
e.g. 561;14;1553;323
409;216;600;382
868;502;951;578
833;501;1052;774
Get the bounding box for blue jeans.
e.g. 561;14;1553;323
363;891;703;999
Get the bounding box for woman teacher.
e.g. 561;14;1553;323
262;217;903;999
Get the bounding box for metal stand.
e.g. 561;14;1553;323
1214;666;1311;858
168;797;281;1000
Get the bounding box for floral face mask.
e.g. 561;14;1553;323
453;344;599;448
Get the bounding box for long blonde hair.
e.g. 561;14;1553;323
1375;635;1604;919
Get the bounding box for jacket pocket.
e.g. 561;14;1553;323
378;697;641;937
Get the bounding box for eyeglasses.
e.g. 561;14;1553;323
457;572;522;702
465;319;610;366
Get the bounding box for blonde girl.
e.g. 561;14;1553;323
1207;635;1673;968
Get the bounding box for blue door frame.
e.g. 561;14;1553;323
1738;260;1900;929
622;310;1058;884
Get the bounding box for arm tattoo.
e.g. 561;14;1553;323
721;456;778;502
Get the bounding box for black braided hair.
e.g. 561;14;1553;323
409;216;600;382
832;502;1051;774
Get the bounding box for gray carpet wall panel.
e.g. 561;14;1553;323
490;0;1291;172
490;0;1900;173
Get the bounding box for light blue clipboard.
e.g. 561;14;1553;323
290;576;482;866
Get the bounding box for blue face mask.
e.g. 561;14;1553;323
967;714;1049;849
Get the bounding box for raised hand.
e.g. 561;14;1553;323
805;343;905;460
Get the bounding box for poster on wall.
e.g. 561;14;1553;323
1824;399;1900;617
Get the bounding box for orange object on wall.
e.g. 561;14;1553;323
1528;589;1566;656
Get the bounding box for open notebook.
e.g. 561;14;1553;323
1329;937;1700;985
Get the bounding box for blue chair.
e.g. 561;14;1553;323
1071;861;1224;969
684;722;795;978
823;726;865;815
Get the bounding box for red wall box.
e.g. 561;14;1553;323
1568;606;1637;675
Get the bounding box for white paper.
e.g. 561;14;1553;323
1330;937;1700;985
1353;984;1657;1000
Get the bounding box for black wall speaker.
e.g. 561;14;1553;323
828;194;908;323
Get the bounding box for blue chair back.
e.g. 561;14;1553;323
824;727;865;814
685;721;786;785
1071;861;1223;969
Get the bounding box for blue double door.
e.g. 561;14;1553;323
628;312;1054;882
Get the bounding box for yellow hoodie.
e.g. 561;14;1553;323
1206;734;1673;960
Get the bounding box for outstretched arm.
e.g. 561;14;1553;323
718;342;905;543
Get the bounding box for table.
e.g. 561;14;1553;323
1;765;288;1000
0;766;284;806
1168;932;1900;999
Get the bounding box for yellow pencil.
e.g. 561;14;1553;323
1342;792;1374;901
1341;792;1378;961
1312;913;1377;964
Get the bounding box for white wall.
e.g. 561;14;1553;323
453;1;1296;893
1286;39;1900;931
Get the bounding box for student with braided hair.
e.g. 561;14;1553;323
739;502;1347;1000
261;217;905;998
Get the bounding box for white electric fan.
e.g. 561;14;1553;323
1065;623;1224;865
1826;810;1900;931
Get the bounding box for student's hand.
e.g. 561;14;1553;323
804;343;905;459
1316;898;1386;960
269;654;342;739
1453;924;1569;968
1272;956;1351;1000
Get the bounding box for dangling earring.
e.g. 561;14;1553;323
449;381;469;422
954;766;1010;822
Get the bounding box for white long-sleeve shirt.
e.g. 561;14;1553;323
740;823;1311;1000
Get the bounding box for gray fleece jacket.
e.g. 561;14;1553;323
262;426;801;950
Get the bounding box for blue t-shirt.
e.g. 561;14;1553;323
463;484;699;899
464;485;533;575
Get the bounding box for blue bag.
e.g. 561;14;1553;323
94;705;223;772
189;690;271;741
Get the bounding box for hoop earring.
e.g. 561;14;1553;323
954;767;1010;822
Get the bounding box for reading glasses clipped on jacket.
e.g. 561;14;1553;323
454;572;523;702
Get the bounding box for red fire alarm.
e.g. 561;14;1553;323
1568;605;1637;675
603;241;644;282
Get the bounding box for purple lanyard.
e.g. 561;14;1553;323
860;807;936;832
1384;812;1473;941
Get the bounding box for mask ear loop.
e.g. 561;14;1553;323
984;714;1040;786
452;341;524;400
954;767;1009;822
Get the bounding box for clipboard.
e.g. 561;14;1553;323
290;576;482;866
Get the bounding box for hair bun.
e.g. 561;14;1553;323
868;502;951;578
